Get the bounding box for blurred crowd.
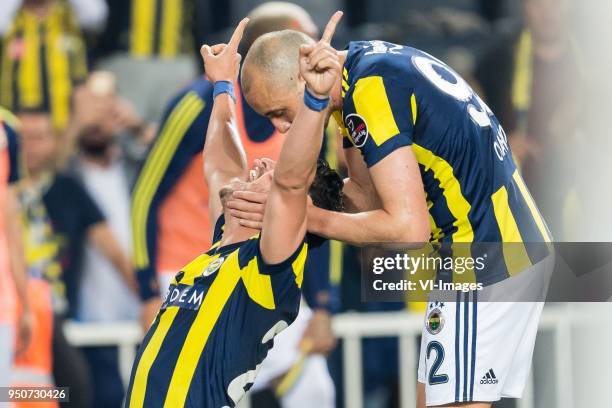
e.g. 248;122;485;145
0;0;585;407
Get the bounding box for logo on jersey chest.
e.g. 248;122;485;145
426;302;445;335
345;113;369;147
202;256;225;277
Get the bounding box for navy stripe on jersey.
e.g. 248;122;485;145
469;292;478;401
143;308;196;407
419;165;456;241
463;294;469;402
454;292;461;402
124;316;161;405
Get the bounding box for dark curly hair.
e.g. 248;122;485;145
309;159;344;212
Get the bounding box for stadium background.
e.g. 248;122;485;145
1;0;612;407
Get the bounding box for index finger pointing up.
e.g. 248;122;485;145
228;17;250;51
321;11;343;44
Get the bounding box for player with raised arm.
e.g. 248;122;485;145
124;13;344;408
234;15;553;408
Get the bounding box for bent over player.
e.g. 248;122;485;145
235;14;553;408
125;14;343;408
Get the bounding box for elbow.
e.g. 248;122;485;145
391;212;431;244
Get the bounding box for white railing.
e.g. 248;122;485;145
64;304;579;408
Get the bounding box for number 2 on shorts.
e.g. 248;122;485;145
427;341;449;385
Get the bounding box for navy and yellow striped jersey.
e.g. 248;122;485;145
126;216;308;408
0;2;88;129
338;41;552;285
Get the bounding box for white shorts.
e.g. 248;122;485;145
417;255;553;406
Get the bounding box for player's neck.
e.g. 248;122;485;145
219;208;259;247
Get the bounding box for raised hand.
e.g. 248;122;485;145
299;11;343;98
200;17;249;84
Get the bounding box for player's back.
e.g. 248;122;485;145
341;41;552;284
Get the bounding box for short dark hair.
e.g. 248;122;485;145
309;159;344;212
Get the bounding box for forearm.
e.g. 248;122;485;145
6;189;29;311
90;223;135;289
260;101;328;264
309;206;427;246
274;103;326;189
203;93;247;184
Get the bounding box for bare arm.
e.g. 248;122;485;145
341;147;380;213
200;19;249;226
259;104;327;264
88;222;137;292
308;146;431;245
203;93;247;224
6;187;32;354
259;11;343;264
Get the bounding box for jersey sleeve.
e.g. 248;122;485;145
131;87;211;301
234;238;307;313
302;238;333;312
237;238;308;280
343;59;416;168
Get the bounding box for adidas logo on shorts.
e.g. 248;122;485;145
480;369;499;385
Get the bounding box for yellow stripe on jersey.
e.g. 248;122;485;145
491;185;532;275
410;93;418;125
178;253;218;286
160;0;181;57
129;306;180;408
412;144;474;242
19;14;42;108
412;144;475;282
241;257;276;310
342;78;349;92
130;0;156;57
291;244;308;288
163;253;243;407
132;93;205;269
352;76;400;146
46;12;71;129
512;170;553;242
